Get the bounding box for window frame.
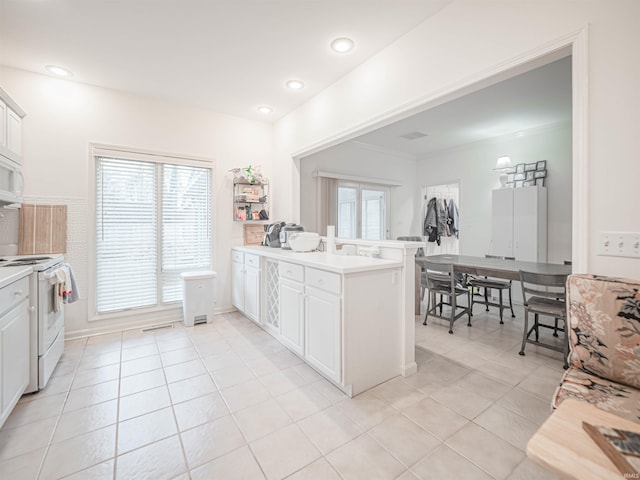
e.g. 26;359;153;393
88;144;215;322
334;180;390;240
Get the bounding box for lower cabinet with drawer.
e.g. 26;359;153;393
231;251;261;324
0;275;30;428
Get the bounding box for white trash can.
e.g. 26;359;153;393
181;270;216;326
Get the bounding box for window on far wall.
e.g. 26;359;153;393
95;151;212;315
336;181;388;240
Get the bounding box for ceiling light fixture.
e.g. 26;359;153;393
330;37;355;53
45;65;73;77
257;106;273;114
286;79;304;90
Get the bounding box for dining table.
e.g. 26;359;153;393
414;254;572;314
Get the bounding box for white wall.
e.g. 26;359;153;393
273;1;640;279
0;67;274;336
299;142;418;239
416;123;572;263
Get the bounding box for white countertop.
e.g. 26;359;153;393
0;265;33;289
233;246;403;273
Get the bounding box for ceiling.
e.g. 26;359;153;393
0;0;451;122
350;56;572;157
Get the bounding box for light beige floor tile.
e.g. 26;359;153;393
118;385;171;421
335;393;397;430
430;384;493;419
18;373;73;403
273;385;331;421
173;392;229;431
63;459;114;480
234;398;293;442
446;422;525;479
369;377;427;410
297;406;364;455
2;393;66;429
476;359;537;386
53;399;118;443
77;350;121;370
507;458;562;480
306;379;348;404
202;351;244;372
451;370;513;402
212;364;257;389
250;424;321;480
64;380;120;412
121;332;156;349
119;367;166;397
193;339;232;357
326;433;406;480
120;354;162;378
497;388;553;426
220;378;272;413
190;445;265;480
86;332;122;346
72;363;120;390
157;336;194;353
121;343;159;362
411;444;493;480
117;407;177;454
397;470;420;480
399;370;447;396
181;415;246;469
115;435;186;480
164;358;208;384
368;415;440;468
286;457;341;480
168;373;217;404
517;365;563;401
40;425;116;479
474;404;540;451
258;368;309;396
402;397;468;440
0;447;46;480
161;346;200;366
0;416;56;461
245;356;283;377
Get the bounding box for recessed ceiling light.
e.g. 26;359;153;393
330;37;355;53
286;79;304;90
257;106;273;114
45;65;73;77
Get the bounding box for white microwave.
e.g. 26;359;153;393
0;154;23;206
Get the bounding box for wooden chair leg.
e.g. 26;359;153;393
423;291;432;325
508;287;515;318
534;313;540;341
498;289;504;324
466;290;472;327
449;294;455;334
553;318;559;337
484;287;489;311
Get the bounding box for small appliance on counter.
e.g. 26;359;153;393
288;232;321;252
279;223;304;249
262;221;286;248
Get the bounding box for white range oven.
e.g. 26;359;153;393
0;254;65;393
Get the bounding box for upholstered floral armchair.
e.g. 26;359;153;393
552;274;640;422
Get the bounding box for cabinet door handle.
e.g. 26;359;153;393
317;279;324;284
14;290;23;296
29;306;36;312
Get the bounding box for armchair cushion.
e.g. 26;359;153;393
567;274;640;390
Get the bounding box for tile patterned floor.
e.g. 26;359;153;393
0;306;566;479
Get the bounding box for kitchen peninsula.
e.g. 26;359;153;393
231;239;422;396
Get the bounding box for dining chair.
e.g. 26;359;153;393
519;270;569;368
423;260;471;334
467;254;515;324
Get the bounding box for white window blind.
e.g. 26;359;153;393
95;153;212;315
96;158;158;313
161;164;211;303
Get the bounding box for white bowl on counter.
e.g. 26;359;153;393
288;232;321;252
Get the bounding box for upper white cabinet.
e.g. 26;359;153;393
491;186;547;262
0;87;26;164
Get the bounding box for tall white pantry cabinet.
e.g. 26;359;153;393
490;186;547;262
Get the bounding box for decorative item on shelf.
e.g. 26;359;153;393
230;164;266;185
494;156;512;188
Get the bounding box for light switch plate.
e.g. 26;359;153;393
597;231;640;258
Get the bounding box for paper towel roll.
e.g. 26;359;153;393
327;225;336;254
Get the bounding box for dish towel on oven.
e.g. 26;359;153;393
61;262;79;304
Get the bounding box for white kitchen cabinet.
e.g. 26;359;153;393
490;186;547;262
305;285;341;383
279;277;305;355
231;251;261;324
0;87;26;164
0;275;30;428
